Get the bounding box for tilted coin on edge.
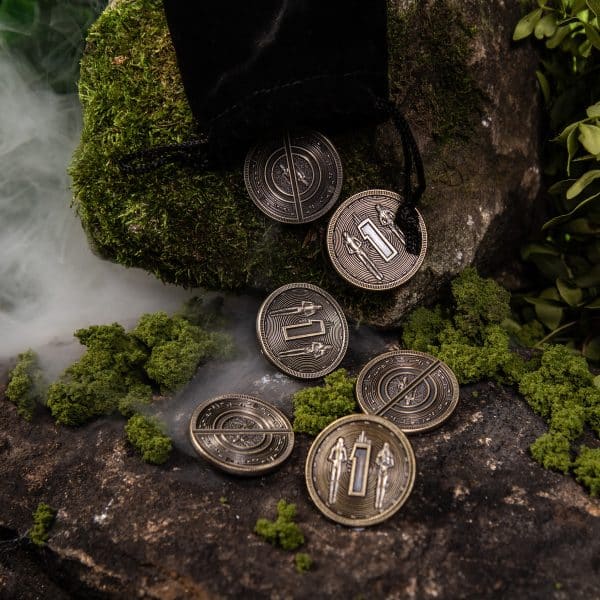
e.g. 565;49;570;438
326;189;427;291
256;282;349;379
244;131;343;224
189;394;294;476
305;414;416;527
356;350;460;434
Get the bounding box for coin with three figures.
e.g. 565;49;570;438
305;414;416;527
189;394;294;475
256;282;348;379
244;131;343;224
356;350;460;433
326;189;427;290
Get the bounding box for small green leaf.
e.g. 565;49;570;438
521;242;561;259
547;24;571;48
566;170;600;199
556;278;584;306
513;8;544;40
542;191;600;230
578;124;600;155
536;70;551;103
525;296;565;308
535;13;558;39
583;23;600;50
586;102;600;118
588;0;600;16
534;302;564;330
567;128;580;175
556;121;581;143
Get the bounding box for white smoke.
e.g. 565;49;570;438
0;51;193;363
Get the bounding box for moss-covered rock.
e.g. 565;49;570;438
71;0;541;326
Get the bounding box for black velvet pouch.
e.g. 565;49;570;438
162;0;390;162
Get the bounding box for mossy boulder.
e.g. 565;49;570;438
71;0;541;326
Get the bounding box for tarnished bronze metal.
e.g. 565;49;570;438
356;350;460;433
189;394;294;475
256;282;348;379
326;189;427;290
244;131;343;224
305;414;416;527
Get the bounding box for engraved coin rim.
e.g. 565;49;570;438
189;394;294;475
356;350;460;433
326;189;428;291
256;282;349;379
305;413;416;527
244;131;343;224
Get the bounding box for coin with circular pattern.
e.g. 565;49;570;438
356;350;460;433
256;282;348;379
326;189;427;290
244;130;343;224
305;414;416;527
189;394;294;475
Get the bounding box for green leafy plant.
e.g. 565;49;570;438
29;502;56;546
514;1;600;355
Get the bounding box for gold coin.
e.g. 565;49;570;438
326;189;427;290
305;414;416;527
356;350;460;433
189;394;294;475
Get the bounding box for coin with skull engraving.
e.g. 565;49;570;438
244;131;343;224
326;189;427;290
189;394;294;475
305;414;416;526
356;350;460;433
256;282;348;379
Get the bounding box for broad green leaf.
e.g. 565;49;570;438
513;8;544;40
542;191;600;230
583;337;600;361
536;70;551;103
525;295;564;308
556;120;581;143
535;13;558;38
575;264;600;287
530;254;571;280
588;0;600;15
548;179;574;195
587;103;600;118
521;242;561;259
566;169;600;199
579;124;600;154
547;24;572;48
556;278;584;306
583;23;600;50
534;302;564;330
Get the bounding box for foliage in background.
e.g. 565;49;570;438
514;0;600;356
29;502;56;546
6;349;44;420
254;500;305;552
401;268;600;496
292;369;357;436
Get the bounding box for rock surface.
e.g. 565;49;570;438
2;374;599;599
71;0;541;327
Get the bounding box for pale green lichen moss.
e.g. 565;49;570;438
292;369;357;436
30;502;56;547
254;500;305;551
125;414;172;465
6;349;44;421
70;0;480;320
46;311;232;426
401;269;600;495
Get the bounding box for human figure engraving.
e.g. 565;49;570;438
327;437;348;505
375;442;395;511
376;203;406;245
280;163;309;187
343;231;384;281
271;300;322;317
278;341;332;359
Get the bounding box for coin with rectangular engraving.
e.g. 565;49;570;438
244;131;343;224
256;283;348;379
305;414;416;527
189;394;294;475
356;350;459;433
326;189;427;290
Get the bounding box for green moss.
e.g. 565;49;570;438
6;349;44;421
125;414;172;464
254;500;305;551
387;0;482;141
401;306;447;353
294;552;313;573
30;502;56;547
573;446;600;497
46;311;232;425
530;432;572;474
292;369;357;436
